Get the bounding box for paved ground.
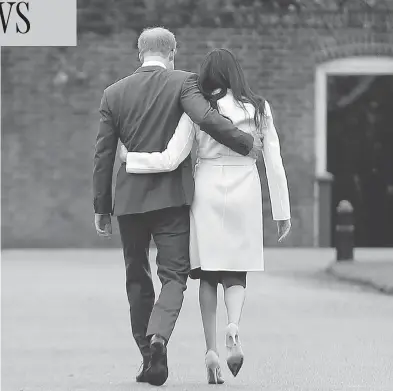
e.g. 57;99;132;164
2;249;393;391
327;249;393;295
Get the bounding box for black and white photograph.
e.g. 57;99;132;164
1;0;393;390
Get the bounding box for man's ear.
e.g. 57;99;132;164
168;50;175;63
138;52;143;63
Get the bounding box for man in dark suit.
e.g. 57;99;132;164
93;27;258;386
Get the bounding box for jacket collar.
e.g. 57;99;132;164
134;61;167;74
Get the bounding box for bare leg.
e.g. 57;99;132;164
223;285;245;325
223;282;246;377
199;279;218;352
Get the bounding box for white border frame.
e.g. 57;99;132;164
313;56;393;246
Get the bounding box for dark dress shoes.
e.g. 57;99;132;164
145;334;168;386
135;361;149;383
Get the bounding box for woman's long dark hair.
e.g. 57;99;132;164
198;48;266;133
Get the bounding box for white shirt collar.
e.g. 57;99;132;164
142;61;166;69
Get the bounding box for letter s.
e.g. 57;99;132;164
16;1;29;34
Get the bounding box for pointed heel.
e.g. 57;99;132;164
225;323;244;377
205;350;224;384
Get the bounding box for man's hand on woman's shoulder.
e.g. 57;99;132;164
119;144;127;163
248;131;263;159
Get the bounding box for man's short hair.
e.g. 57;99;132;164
138;27;177;57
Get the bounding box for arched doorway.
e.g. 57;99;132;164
314;57;393;247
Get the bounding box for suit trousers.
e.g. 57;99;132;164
117;206;190;361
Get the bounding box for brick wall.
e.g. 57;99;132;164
2;11;393;248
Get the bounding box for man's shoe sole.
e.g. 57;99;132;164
146;341;168;386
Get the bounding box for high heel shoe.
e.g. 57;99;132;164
205;350;225;384
225;323;244;377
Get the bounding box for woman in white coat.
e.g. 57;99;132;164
119;48;291;384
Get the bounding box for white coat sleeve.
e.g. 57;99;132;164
125;114;195;173
262;102;291;220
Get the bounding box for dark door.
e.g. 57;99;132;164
327;75;393;247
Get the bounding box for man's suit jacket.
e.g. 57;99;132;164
93;65;254;216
